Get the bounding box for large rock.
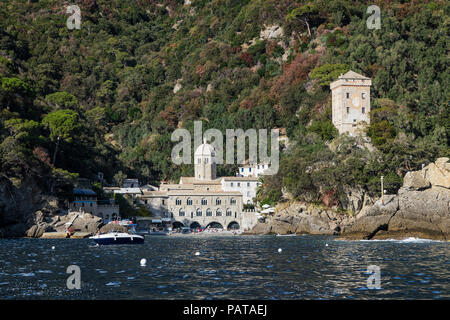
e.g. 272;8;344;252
341;158;450;240
99;223;129;234
422;157;450;189
69;212;103;235
403;171;430;190
383;188;449;240
340;195;398;239
244;202;352;235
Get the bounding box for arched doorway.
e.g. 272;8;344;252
190;221;201;230
227;221;240;230
206;222;223;229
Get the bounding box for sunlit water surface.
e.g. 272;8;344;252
0;235;448;299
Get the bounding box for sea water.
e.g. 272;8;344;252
0;235;448;299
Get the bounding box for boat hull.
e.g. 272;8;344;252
90;233;144;245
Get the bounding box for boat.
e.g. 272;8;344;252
89;232;144;245
276;233;296;237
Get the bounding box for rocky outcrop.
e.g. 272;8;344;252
99;223;129;234
0;176;62;238
244;202;354;235
341;158;450;240
0;176;105;238
24;211;104;238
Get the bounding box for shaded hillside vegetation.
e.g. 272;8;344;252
0;0;448;209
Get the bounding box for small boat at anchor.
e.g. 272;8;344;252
89;232;144;245
276;233;297;237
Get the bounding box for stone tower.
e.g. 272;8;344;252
194;138;216;180
330;70;371;136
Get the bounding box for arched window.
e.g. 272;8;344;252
187;198;193;205
216;209;222;217
230;198;236;205
226;209;232;217
196;209;202;216
201;198;207;205
206;209;212;216
176;198;182;205
179;209;185;217
216;198;221;205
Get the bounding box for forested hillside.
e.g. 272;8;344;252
0;0;448;208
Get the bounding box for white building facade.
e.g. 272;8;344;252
136;141;260;230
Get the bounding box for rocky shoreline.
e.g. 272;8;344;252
245;158;450;240
1;159;448;240
243;202;355;236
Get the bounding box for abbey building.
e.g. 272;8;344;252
137;139;259;230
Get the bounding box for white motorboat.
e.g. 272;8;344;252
89;232;144;245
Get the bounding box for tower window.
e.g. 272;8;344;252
346;92;350;99
362;93;366;99
362;107;365;114
346;107;349;113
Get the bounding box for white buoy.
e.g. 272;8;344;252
51;246;55;250
140;258;147;266
195;252;200;256
325;243;329;247
278;248;282;253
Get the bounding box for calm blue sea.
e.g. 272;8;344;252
0;235;448;299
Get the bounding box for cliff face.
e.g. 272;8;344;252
341;157;450;240
244;202;356;235
0;177;103;238
245;158;449;239
0;176;61;237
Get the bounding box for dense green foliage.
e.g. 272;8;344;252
0;0;448;208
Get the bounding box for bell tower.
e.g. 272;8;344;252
194;138;216;180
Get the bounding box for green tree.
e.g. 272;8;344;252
310;64;350;86
42;109;81;166
45;92;79;110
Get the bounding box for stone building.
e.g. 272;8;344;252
330;70;371;136
137;140;260;230
70;188;120;223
